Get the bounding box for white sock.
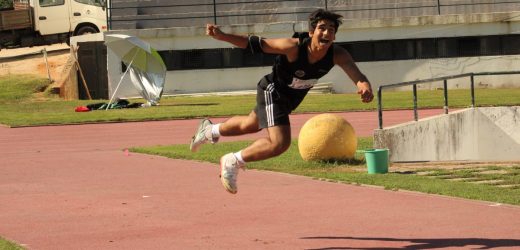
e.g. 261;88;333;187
233;151;246;165
211;123;221;139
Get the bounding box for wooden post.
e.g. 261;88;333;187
42;48;52;82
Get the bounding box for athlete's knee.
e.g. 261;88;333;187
268;139;291;156
240;117;259;133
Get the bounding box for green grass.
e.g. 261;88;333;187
132;138;520;206
0;75;51;103
0;237;24;250
1;75;520;127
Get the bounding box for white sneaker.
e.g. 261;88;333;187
190;119;219;152
220;153;245;194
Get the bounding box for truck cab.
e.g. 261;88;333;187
33;0;107;36
0;0;107;49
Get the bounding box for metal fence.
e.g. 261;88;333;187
377;71;520;129
107;0;520;30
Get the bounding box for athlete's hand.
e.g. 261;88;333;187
356;81;374;103
206;24;224;39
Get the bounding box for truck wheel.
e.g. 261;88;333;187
20;36;34;47
75;25;98;36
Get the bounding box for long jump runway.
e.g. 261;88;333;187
1;109;519;249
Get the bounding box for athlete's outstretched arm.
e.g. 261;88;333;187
206;24;298;56
333;45;374;103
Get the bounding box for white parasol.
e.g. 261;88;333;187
104;34;166;108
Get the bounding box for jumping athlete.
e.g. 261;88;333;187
190;9;374;194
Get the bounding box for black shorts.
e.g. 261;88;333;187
254;78;307;129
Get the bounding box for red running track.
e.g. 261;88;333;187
1;109;519;249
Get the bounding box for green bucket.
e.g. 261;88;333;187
363;149;389;174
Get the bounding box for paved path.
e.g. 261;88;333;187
1;110;519;249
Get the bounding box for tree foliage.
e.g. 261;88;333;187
0;0;13;9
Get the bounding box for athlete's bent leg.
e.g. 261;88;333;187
241;125;291;162
219;111;261;136
190;111;260;152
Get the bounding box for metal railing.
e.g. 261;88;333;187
106;0;520;30
377;71;520;129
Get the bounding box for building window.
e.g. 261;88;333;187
437;38;458;58
374;41;393;60
416;39;437;59
343;42;373;62
458;37;480;57
222;49;243;68
158;34;520;70
480;36;501;55
502;35;520;54
393;40;415;60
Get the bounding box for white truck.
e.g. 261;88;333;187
0;0;107;49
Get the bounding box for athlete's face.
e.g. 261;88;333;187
309;19;336;50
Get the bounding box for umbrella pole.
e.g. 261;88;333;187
106;50;138;110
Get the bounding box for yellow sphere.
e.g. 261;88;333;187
298;113;357;161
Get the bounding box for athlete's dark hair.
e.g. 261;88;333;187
308;9;343;33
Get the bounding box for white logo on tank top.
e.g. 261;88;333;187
288;78;318;89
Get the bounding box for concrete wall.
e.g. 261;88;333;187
108;0;520;29
374;106;520;162
357;56;520;92
105;11;520;97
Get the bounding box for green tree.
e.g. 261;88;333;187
1;0;13;9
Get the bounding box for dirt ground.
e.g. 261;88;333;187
0;44;70;80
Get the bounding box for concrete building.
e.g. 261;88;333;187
105;8;520;97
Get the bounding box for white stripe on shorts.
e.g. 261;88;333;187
264;83;275;127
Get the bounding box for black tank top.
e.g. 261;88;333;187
265;37;335;95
